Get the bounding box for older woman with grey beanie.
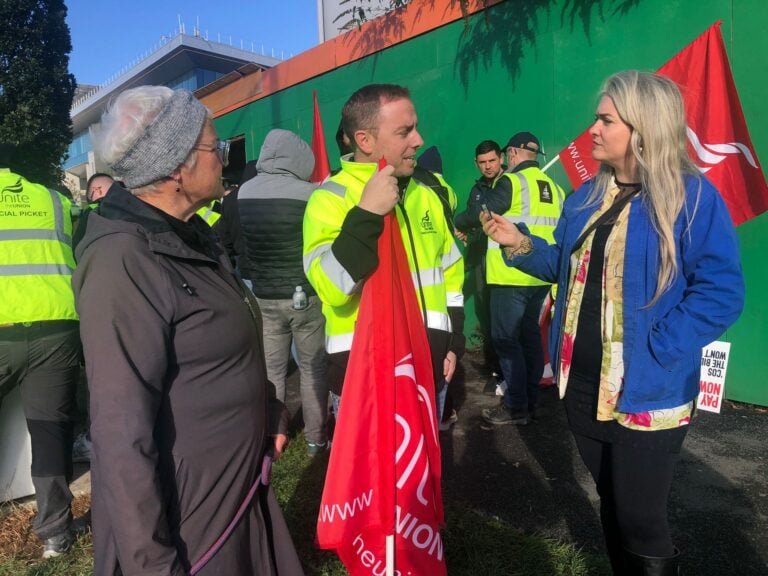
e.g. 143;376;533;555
72;86;304;576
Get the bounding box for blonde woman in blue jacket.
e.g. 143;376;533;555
483;71;744;575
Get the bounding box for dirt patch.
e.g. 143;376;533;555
0;494;91;561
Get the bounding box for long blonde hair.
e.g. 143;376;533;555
587;70;700;305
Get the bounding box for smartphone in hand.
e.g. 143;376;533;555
481;203;492;222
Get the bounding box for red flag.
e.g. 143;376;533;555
558;130;597;190
556;22;768;226
310;90;332;183
539;293;555;387
659;21;768;226
317;212;446;576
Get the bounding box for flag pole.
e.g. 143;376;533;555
387;210;395;576
541;154;561;173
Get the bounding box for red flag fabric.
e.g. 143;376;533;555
310;90;332;183
316;212;446;576
558;130;597;190
539;293;555;387
557;21;768;226
659;21;768;226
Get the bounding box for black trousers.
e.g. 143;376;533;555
572;429;684;557
0;321;80;539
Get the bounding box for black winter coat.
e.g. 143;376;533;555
72;185;303;576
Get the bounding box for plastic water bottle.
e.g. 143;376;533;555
292;286;308;310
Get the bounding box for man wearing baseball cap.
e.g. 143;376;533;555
481;131;565;426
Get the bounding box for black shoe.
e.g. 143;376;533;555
482;405;529;426
623;547;681;575
42;517;90;559
307;441;330;456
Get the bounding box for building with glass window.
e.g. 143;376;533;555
64;32;280;198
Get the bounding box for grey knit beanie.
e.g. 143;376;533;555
111;90;208;189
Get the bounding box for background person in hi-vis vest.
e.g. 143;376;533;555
0;168;85;558
481;132;565;426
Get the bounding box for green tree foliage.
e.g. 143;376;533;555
0;0;76;187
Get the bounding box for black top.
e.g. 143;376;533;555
564;194;688;452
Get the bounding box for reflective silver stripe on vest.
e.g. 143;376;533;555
425;310;451;332
509;214;560;227
202;208;214;221
46;188;70;242
0;263;74;276
322;181;347;198
326;332;354;354
314;246;360;295
304;244;361;295
442;241;462;269
487;215;560;249
446;291;464;306
0;229;68;242
411;267;443;289
303;245;327;275
326;313;450;353
505;174;560;228
516;173;531;218
0;189;70;244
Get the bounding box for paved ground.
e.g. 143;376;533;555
440;352;768;576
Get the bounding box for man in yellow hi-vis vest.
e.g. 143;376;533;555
480;132;565;426
0;168;83;558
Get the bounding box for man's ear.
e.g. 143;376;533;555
354;129;375;156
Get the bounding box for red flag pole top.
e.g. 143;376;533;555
556;21;768;226
316;157;446;575
310;90;332;183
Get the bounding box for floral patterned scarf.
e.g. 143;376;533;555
558;183;692;431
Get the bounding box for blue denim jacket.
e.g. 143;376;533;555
506;175;745;413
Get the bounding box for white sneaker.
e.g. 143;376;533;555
495;380;508;396
72;433;92;463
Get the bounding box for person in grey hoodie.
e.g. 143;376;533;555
224;128;329;455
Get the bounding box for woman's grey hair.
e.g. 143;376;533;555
95;86;210;195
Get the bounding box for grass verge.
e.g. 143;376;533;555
0;434;608;575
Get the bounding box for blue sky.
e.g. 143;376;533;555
65;0;320;85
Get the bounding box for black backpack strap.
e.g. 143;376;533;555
413;166;455;230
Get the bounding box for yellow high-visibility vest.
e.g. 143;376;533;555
486;166;565;286
0;170;78;323
303;157;463;354
196;200;222;226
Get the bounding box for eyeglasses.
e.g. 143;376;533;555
194;139;230;167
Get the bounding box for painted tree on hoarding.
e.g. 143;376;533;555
0;0;75;187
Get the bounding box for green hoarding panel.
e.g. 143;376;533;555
215;0;768;405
